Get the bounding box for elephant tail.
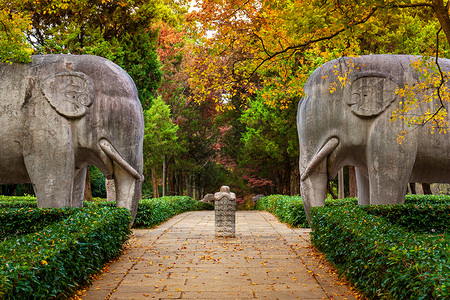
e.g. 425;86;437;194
301;137;339;181
99;139;144;182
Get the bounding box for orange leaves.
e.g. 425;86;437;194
187;0;382;110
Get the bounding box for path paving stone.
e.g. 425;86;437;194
80;211;359;300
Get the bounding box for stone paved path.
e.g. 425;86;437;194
80;211;359;300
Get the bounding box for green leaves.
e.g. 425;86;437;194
144;96;179;167
0;8;33;63
0;205;131;299
133;196;213;228
310;200;450;299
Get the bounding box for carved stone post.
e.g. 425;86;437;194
214;186;236;238
106;179;116;202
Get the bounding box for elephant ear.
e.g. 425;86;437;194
40;71;95;118
344;72;399;118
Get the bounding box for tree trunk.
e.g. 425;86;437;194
422;183;432;195
1;184;17;196
432;0;450;46
151;168;159;198
186;175;192;197
284;161;291;195
327;181;337;199
162;155;167;197
349;166;357;197
292;167;300;195
338;168;344;199
84;168;93;201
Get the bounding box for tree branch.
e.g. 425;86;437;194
421;27;447;128
241;6;378;81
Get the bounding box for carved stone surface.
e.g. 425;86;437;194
214;186;236;238
297;54;450;222
0;54;144;221
106;179;116;202
201;193;215;204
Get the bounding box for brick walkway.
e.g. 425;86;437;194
80;211;359;299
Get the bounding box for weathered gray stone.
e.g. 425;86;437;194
201;193;215;204
297;55;450;222
252;194;265;203
214;186;236;237
0;54;144;221
106;179;116;202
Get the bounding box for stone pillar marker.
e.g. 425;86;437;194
214;186;236;238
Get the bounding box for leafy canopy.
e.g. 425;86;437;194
187;0;450;111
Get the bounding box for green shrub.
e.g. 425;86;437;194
363;202;450;234
0;195;214;230
310;204;449;299
0;206;131;299
0;195;37;208
89;166;106;198
0;195;214;298
0;208;74;240
255;195;357;228
255;194;450;229
132;196;213;228
255;195;308;227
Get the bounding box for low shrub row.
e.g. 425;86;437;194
0;206;131;299
255;194;450;229
124;196;213;228
254;195;309;227
254;195;357;228
363;202;450;234
0;196;214;229
0;195;213;298
0;207;74;240
310;204;449;299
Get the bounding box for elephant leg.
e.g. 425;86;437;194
71;166;87;207
23;108;75;208
355;167;370;205
24;140;74;208
367;146;414;205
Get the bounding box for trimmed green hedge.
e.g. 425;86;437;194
255;194;450;229
254;195;308;227
0;195;215;229
85;196;214;228
0;207;74;240
364;202;450;234
129;196;213;228
311;204;449;299
254;195;357;228
0;195;213;298
0;206;131;299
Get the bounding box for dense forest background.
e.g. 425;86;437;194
1;0;450;203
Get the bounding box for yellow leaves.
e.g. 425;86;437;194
392;57;450;141
329;82;337;94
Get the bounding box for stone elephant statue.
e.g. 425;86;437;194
297;54;450;222
0;54;144;221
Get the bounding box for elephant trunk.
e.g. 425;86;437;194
300;138;339;224
113;163;141;224
100;138;143;224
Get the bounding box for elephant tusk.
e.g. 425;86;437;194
301;137;339;181
99;139;144;182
